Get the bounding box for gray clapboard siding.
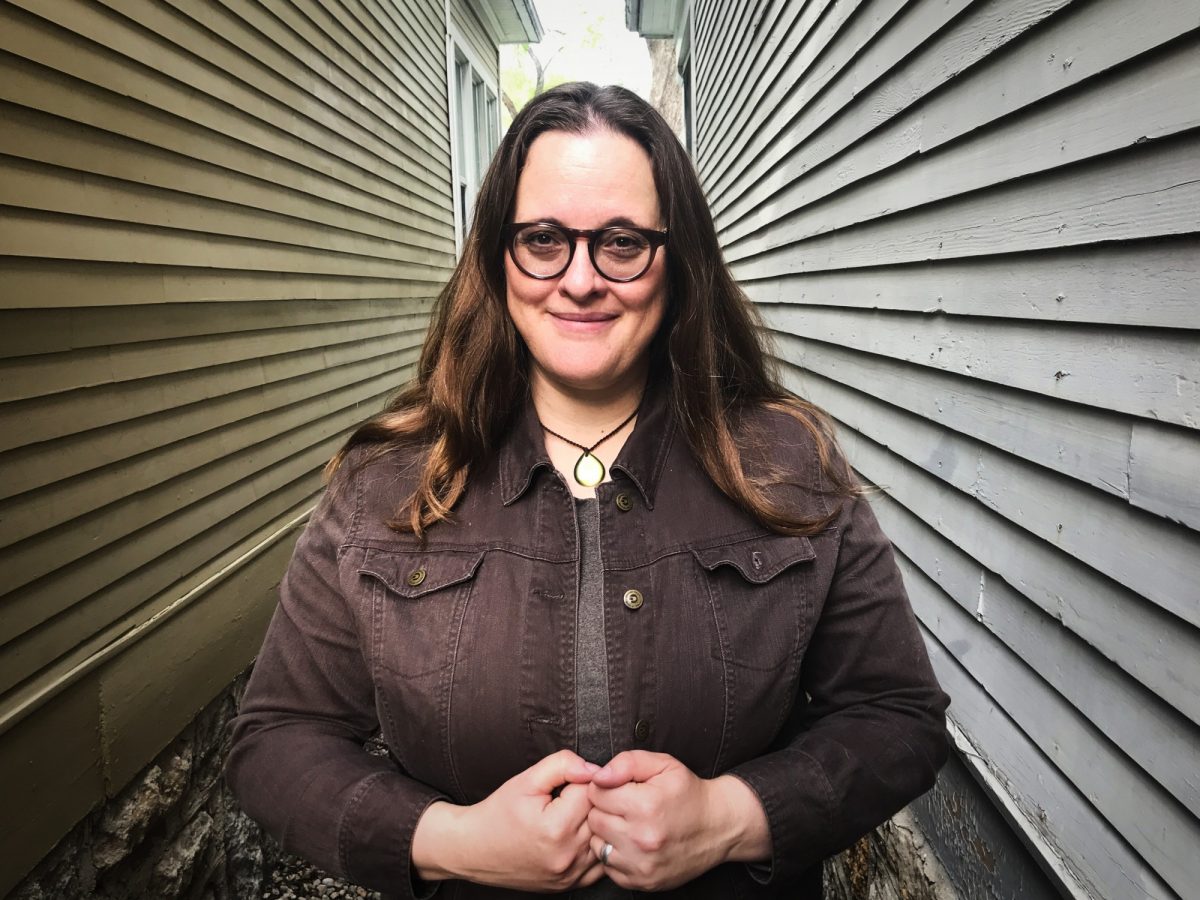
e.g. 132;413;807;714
716;0;1195;240
689;0;764;147
742;241;1200;329
707;0;1029;211
762;304;1199;427
694;0;1200;892
901;553;1199;897
725;41;1200;259
773;333;1134;498
920;632;1175;900
874;491;1200;819
729;136;1200;274
788;363;1200;625
825;407;1200;728
699;0;871;190
1130;422;1200;529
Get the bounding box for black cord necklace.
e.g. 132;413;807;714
540;402;641;487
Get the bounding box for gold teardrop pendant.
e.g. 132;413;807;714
573;452;605;487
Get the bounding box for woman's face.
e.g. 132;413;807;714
505;129;667;398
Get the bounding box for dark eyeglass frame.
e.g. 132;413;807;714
503;222;669;283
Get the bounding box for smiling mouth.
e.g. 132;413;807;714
551;312;618;322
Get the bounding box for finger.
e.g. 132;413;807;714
591;750;672;788
588;835;623;873
522;749;600;795
574;861;607;888
550;782;594;829
588;778;653;818
587;808;628;845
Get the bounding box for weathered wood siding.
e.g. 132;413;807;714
0;0;456;891
690;0;1200;896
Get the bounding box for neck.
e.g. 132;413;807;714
531;366;647;498
530;367;647;437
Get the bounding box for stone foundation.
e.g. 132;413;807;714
11;672;277;900
825;809;959;900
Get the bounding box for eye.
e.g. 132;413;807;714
598;229;649;256
516;226;567;253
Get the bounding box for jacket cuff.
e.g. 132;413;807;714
338;771;448;899
727;750;834;885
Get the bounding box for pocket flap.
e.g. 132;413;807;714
359;547;485;598
691;535;815;583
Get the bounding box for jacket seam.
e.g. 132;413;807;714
337;770;391;881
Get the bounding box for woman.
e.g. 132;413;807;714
227;82;949;899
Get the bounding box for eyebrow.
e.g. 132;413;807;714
533;215;651;230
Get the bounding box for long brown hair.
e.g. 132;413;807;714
329;82;856;536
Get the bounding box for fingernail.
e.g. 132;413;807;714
596;766;611;778
583;762;600;773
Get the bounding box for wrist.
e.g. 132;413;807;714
411;800;468;881
707;775;772;865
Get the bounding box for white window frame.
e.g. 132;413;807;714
677;2;696;158
445;14;502;256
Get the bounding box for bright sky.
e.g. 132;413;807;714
501;0;653;104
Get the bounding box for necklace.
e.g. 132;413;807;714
540;402;641;487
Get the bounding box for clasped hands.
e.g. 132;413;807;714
411;748;769;893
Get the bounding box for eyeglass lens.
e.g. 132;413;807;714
511;224;653;280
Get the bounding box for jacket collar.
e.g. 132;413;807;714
499;378;674;509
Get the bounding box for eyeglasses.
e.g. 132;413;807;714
504;222;668;283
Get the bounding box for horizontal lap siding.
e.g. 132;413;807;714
450;0;500;82
692;0;1200;896
0;0;455;891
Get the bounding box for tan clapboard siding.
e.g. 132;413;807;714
693;0;1200;895
5;3;452;214
0;0;469;890
450;0;500;82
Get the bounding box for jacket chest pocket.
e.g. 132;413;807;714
359;547;485;678
692;535;814;671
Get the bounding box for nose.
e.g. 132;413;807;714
557;235;605;300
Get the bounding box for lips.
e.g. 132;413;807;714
550;311;618;322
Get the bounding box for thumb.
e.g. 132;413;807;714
591;750;673;789
520;749;600;795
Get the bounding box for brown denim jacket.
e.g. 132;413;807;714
227;386;950;899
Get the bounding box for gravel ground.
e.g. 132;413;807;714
263;853;381;899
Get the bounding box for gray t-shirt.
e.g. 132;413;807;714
573;498;626;899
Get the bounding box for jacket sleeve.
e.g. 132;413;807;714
726;488;950;883
225;456;446;898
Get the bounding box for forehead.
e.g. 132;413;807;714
513;129;661;228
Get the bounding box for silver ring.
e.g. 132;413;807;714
599;842;613;866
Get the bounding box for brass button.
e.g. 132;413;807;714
622;589;644;610
406;568;426;587
633;719;650;741
615;492;633;511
